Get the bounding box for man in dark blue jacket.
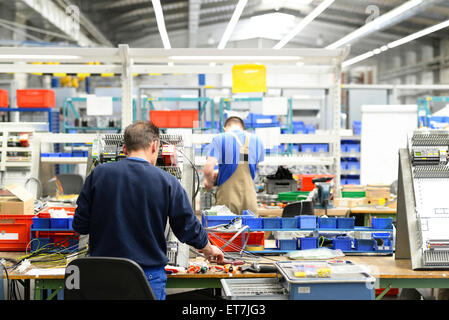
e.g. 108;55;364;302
73;121;224;300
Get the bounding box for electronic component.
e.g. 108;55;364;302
91;133;184;180
397;129;449;269
411;147;448;166
90;132;192;268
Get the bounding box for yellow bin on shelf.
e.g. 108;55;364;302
232;64;267;93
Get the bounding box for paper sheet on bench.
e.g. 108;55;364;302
26;268;66;276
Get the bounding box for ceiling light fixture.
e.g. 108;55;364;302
0;54;81;60
169;55;302;61
151;0;171;49
342;19;449;68
273;0;335;49
218;0;248;49
326;0;424;50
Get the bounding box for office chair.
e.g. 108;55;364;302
64;257;156;300
282;200;314;217
56;174;84;194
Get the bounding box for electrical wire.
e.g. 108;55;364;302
1;261;10;300
161;139;200;200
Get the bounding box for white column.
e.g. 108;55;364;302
119;44;133;131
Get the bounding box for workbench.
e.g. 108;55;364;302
257;207;350;217
350;206;397;226
2;251;449;300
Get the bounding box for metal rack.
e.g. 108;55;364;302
0;45;348;195
0;108;58;132
0;123;40;194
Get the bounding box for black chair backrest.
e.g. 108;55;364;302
282;200;314;217
64;257;156;300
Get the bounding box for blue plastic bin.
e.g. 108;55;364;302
301;144;315;153
346;160;360;171
315;144;329;153
372;233;393;251
60;153;71;157
355;239;375;251
299;237;318;250
32;217;50;229
281;217;299;229
346;143;360;153
50;218;70;229
72;150;88;157
337;217;355;229
305;125;316;134
276;239;298;251
201;214;239;227
298;215;317;229
333;237;353;251
263;217;281;229
250;113;279;127
319;217;337;229
68;217;74;230
371;217;393;230
341;161;348;170
242;216;263;229
30;238;50;252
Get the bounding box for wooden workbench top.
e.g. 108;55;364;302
2;251;448;281
350;207;397;214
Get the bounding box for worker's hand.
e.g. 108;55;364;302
204;171;218;191
200;243;225;265
204;178;213;191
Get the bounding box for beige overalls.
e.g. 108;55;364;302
215;132;258;215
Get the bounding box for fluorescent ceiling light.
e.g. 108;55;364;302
248;12;296;39
152;0;171;49
262;0;313;11
387;19;449;48
274;0;335;49
0;54;81;60
169;56;301;61
342;51;375;68
326;0;423;49
218;0;247;49
342;19;449;68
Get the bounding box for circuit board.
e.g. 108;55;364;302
409;130;449;267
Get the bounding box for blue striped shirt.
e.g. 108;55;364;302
207;129;264;186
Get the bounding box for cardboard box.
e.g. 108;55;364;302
0;184;34;215
334;197;368;208
366;184;391;199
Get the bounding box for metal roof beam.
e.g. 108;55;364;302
17;0;98;46
188;0;201;48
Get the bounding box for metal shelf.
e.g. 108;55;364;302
40;157;88;164
195;155;334;167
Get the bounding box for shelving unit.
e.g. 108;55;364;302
0;123;40;193
0;108;58;132
341;134;361;185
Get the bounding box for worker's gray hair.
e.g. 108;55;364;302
124;121;160;152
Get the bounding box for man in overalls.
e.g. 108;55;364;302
203;116;264;215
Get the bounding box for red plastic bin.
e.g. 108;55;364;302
16;89;55;108
0;89;8;107
208;231;265;252
0;214;35;251
150;110;199;128
37;206;75;218
297;174;334;191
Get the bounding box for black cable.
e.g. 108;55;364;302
160;139;201;200
1;262;10;300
